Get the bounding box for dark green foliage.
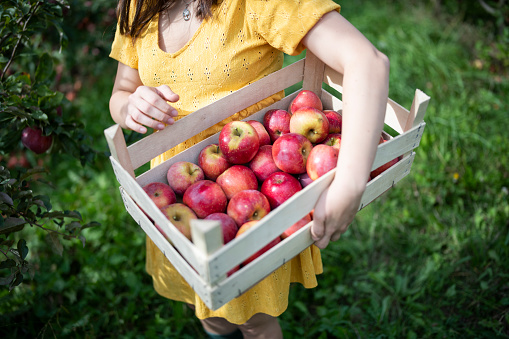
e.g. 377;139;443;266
0;0;508;338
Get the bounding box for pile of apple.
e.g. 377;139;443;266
142;90;399;270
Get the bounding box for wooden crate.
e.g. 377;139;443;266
104;52;430;311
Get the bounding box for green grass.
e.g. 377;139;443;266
1;1;508;338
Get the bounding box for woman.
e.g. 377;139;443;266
109;1;389;337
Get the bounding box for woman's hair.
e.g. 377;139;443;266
117;0;218;38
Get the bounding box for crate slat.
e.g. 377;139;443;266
127;59;306;170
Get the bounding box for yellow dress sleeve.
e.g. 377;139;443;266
246;0;341;56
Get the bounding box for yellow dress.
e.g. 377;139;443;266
110;0;340;324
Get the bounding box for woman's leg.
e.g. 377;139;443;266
199;316;240;336
238;313;283;339
188;304;240;337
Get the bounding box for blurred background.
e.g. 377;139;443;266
0;0;507;338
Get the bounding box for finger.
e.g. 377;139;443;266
330;231;342;242
313;235;331;249
125;114;147;134
310;218;325;242
155;85;180;104
134;87;177;122
128;106;167;131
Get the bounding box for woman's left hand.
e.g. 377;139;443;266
310;176;365;249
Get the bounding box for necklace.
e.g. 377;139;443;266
182;0;196;21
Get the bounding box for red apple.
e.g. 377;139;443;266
204;212;238;245
281;213;312;239
235;220;281;266
143;182;177;209
183;180;227;218
216;165;258;200
260;172;302;210
159;203;198;241
262;109;292;143
167;161;205;196
370;140;400;179
219;121;260;164
288;90;323;114
306;144;339;181
21;126;53;154
272;133;313;174
247;120;271;146
227;189;271;226
198;143;232;181
324;110;342;134
297;172;314;188
289;107;329;144
321;133;342;150
248;145;281;182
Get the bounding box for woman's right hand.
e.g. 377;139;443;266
109;62;180;134
125;85;180;134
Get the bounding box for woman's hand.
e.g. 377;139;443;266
125;85;179;134
109;62;179;133
310;176;365;249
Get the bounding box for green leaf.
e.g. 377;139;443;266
9;272;23;290
0;217;26;235
45;232;63;256
0;192;13;206
0;273;15;286
33;194;51;211
0;259;16;269
34;53;54;83
17;239;28;260
78;234;86;248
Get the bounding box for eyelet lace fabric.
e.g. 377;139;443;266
110;0;340;324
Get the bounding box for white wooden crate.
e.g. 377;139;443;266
104;52;430;310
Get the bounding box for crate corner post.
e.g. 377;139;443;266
405;89;431;132
191;219;225;282
104;124;135;178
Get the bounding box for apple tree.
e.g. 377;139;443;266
0;0;99;290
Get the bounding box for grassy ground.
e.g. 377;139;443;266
1;1;508;338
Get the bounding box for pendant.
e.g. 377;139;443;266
183;7;191;21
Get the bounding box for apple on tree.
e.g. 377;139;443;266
167;161;204;196
272;133;313;175
289;107;330;144
198;143;232;181
288;90;323;114
262;109;292;143
260;172;302;210
235;220;281;266
227;189;271;226
216;165;258;200
219;121;260;164
159;203;198;241
21;126;53;154
248;145;281;182
183;180;227;218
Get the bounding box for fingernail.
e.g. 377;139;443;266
157;123;165;130
171;109;178;117
166;118;174;125
139;127;147;134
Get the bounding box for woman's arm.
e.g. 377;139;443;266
302;11;390;249
109;62;180;134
